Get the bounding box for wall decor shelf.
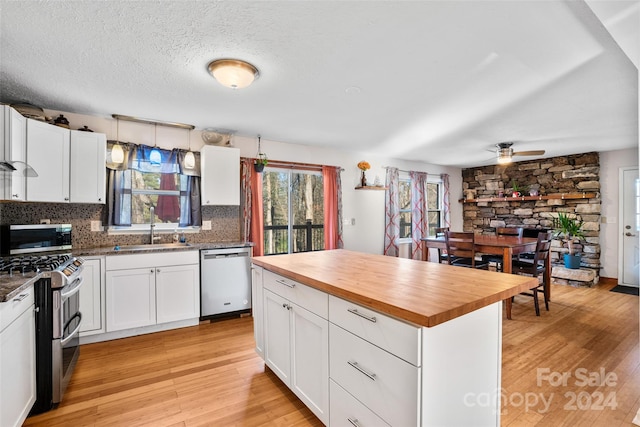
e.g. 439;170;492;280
459;192;597;203
355;185;388;191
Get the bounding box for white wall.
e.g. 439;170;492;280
232;135;463;254
43;109;463;255
599;147;639;279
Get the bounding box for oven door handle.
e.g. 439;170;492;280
61;312;82;346
60;276;84;300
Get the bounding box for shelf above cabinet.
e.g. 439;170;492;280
460;192;597;203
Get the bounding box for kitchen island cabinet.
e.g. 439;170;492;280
252;249;537;427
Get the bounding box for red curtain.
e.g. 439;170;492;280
156;173;180;222
250;165;264;256
323;166;342;250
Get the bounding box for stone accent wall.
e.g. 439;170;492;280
462;152;601;286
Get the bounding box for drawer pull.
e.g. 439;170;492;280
347;308;377;323
347;418;361;427
12;293;29;302
347;360;376;381
276;279;295;288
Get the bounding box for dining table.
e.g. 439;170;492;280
421;234;551;319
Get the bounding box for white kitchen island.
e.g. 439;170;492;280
251;249;537;427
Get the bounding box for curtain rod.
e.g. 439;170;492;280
382;166;446;175
242;157;344;171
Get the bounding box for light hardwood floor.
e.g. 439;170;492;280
24;282;638;427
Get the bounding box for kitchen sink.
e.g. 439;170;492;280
114;243;192;252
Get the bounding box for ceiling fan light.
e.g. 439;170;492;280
497;155;512;164
208;59;259;89
184;151;196;169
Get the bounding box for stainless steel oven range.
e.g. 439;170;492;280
0;231;85;414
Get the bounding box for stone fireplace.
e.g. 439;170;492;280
462;152;601;286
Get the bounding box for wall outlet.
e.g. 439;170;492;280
40;219;51;224
90;220;102;232
202;220;212;230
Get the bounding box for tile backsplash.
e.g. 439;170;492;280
0;202;241;249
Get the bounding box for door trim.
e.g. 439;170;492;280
618;166;639;287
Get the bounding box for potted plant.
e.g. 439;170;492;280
254;153;268;173
553;212;585;269
510;180;527;197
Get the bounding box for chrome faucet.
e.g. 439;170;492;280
149;206;161;244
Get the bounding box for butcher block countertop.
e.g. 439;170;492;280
252;249;538;327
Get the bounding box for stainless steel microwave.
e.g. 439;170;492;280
0;224;72;255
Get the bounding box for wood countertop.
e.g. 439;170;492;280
252;249;538;327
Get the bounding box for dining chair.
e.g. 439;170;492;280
482;227;524;269
435;227;450;263
445;231;488;269
510;231;552;316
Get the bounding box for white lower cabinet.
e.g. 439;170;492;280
261;273;329;426
79;257;105;336
0;285;36;427
105;251;199;333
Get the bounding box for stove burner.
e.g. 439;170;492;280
0;253;71;275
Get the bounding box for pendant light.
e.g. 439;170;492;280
184;129;195;169
111;118;124;164
149;124;161;166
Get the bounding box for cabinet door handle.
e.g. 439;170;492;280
64;197;69;201
12;194;18;198
151;269;155;274
347;308;377;323
625;232;637;237
156;269;161;273
13;293;29;302
347;418;361;427
347;360;376;381
276;279;295;288
282;303;291;310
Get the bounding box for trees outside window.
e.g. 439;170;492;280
262;168;324;255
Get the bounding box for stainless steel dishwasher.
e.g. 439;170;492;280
200;247;252;318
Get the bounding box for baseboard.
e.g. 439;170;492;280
599;276;618;286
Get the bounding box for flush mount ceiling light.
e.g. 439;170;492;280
207;59;259;89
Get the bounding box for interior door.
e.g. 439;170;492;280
620;167;639;287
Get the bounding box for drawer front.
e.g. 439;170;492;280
0;285;34;333
329;323;420;427
329;295;421;365
106;250;198;271
263;269;327;318
330;379;390;427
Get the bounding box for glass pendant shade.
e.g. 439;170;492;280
184;151;196;169
111;143;124;164
150;147;162;165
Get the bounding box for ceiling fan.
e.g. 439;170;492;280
495;142;545;164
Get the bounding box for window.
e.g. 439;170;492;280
108;144;200;231
262;168;324;255
399;179;412;239
398;176;443;239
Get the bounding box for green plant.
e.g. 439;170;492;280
510;180;528;195
255;153;268;166
553;212;584;255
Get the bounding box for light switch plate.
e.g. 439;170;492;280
202;220;212;230
90;220;102;232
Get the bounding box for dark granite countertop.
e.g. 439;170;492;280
75;241;252;256
0;272;40;303
0;241;253;302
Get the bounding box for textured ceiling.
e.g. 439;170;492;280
0;0;637;167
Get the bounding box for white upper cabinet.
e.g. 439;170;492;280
200;145;240;206
26;119;70;202
1;106;27;201
26;118;107;204
70;131;106;203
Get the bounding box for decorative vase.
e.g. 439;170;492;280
360;170;367;187
564;253;581;269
